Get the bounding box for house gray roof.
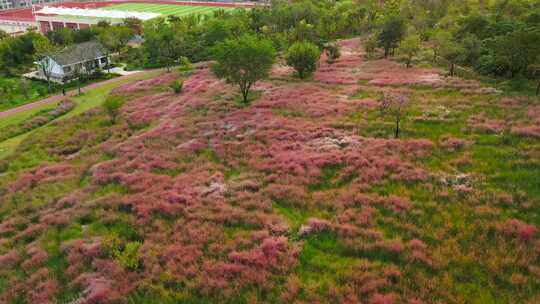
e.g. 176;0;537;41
51;41;106;66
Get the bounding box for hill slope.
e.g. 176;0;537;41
0;39;539;304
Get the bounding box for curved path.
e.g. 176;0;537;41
0;71;147;119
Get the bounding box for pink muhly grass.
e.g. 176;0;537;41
499;219;537;241
511;125;540;138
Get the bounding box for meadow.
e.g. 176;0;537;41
0;39;538;304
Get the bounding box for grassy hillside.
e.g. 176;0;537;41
0;39;538;304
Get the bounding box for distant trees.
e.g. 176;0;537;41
143;19;178;72
212;34;276;104
98;25;133;72
378;16;406;58
0;31;42;75
489;29;540;77
285;42;321;79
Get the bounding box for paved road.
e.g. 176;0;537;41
0;71;147;119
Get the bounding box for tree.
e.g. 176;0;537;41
98;25;133;72
529;63;540;96
143;19;178;72
18;78;30;99
285;41;321;79
0;30;7;40
46;27;73;46
490;29;540;77
103;95;125;124
34;37;60;93
439;39;464;76
364;34;379;59
378;16;406;58
430;30;451;60
123;17;143;35
73;28;99;43
399;35;421;67
72;44;97;95
379;91;410;139
212;34;276;104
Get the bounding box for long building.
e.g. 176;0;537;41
0;0;67;10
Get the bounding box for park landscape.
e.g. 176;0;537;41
0;1;539;303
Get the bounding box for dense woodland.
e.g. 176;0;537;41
0;0;539;84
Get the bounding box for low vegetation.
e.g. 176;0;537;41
0;1;539;303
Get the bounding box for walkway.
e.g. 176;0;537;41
0;71;146;119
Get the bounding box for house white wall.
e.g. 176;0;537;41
37;55;109;82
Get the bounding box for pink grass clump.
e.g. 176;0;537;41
9;164;76;192
112;72;178;95
511;125;540;138
499;219;537;241
0;250;21;267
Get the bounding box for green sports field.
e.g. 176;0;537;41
102;3;237;17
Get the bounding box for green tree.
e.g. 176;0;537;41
399;34;421;67
212;34;276;104
490;29;540;77
98;25;133;72
430;30;452;61
0;30;8;40
378;16;406;58
285;41;321;79
103;95;125;124
440;39;464;76
46;27;74;46
364;34;379;59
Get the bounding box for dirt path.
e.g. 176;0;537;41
0;71;147;119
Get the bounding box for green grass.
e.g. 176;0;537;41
0;70;162;160
103;3;236;17
0;76;50;111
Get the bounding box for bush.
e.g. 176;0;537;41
102;95;125;124
115;241;141;270
285;41;321;79
364;35;379;58
170;80;184;94
324;42;341;64
178;56;193;72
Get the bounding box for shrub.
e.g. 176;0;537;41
115;241;142;270
102;95;125;124
170;80;184;94
285;41;321;79
324;42;341;64
178;56;193;72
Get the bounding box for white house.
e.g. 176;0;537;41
34;41;109;83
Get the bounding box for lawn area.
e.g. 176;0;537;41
103;3;237;17
0;69;162;159
0;77;50;111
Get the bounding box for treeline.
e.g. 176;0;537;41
0;19;139;75
1;0;539;82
